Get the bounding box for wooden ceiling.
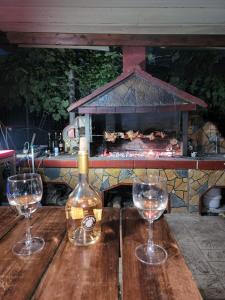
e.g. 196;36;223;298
0;0;225;47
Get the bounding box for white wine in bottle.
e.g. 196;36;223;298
65;137;102;246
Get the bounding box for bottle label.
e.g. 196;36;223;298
66;208;102;222
66;207;84;219
78;153;88;174
82;215;96;231
93;209;102;221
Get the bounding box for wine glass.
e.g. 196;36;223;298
133;175;168;265
6;173;45;256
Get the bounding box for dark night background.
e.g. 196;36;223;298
0;46;225;150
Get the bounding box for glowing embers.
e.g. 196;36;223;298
101;133;182;159
101;148;179;159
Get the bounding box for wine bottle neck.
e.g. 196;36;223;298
78;173;89;183
78;151;89;177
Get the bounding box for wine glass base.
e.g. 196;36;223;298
135;244;168;265
12;237;45;256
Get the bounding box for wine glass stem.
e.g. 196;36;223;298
25;213;32;247
147;220;154;255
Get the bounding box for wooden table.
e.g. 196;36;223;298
0;207;203;300
0;207;120;300
122;208;203;300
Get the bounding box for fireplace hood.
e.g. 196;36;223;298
68;47;207;114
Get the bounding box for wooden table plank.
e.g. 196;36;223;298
0;207;66;300
0;206;22;239
33;208;120;300
122;208;202;300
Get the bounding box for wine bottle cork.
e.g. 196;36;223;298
79;137;88;152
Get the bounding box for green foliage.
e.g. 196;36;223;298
147;48;225;121
76;50;122;97
0;47;121;121
1;45;224;129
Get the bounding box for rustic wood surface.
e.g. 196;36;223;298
33;208;120;300
0;207;21;238
0;207;119;300
122;208;203;300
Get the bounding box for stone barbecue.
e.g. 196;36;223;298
68;47;206;158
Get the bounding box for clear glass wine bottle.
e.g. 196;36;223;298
65;137;102;246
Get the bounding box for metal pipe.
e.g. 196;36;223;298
31;145;35;173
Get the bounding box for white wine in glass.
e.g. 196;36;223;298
133;175;168;265
7;173;45;256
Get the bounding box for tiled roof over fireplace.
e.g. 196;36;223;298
68;47;207;114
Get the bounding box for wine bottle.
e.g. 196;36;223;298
47;132;52;155
65;137;102;246
53;131;59;156
58;132;64;154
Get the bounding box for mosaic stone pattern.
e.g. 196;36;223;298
189;169;225;212
39;166;225;213
166;214;225;299
39;167;189;212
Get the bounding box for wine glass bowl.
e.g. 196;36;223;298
133;175;168;265
7;173;45;256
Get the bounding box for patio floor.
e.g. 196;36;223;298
166;214;225;300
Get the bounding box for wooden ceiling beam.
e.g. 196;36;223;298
7;32;225;47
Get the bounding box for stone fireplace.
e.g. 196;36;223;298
31;46;225;215
68;47;207;158
38;163;225;214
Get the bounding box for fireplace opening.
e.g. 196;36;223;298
42;182;73;206
104;184;133;208
91;112;183;158
104;183;170;213
200;186;225;215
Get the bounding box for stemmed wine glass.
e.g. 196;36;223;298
7;173;45;256
133;175;168;265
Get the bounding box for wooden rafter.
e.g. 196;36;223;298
7;32;225;47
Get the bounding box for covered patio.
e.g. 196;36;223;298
0;1;225;299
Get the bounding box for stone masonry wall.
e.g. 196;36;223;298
37;167;225;213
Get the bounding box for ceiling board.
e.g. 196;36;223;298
0;7;224;25
0;0;225;8
0;0;225;38
2;24;225;35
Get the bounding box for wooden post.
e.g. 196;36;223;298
85;114;91;155
182;112;188;156
68;70;75;124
